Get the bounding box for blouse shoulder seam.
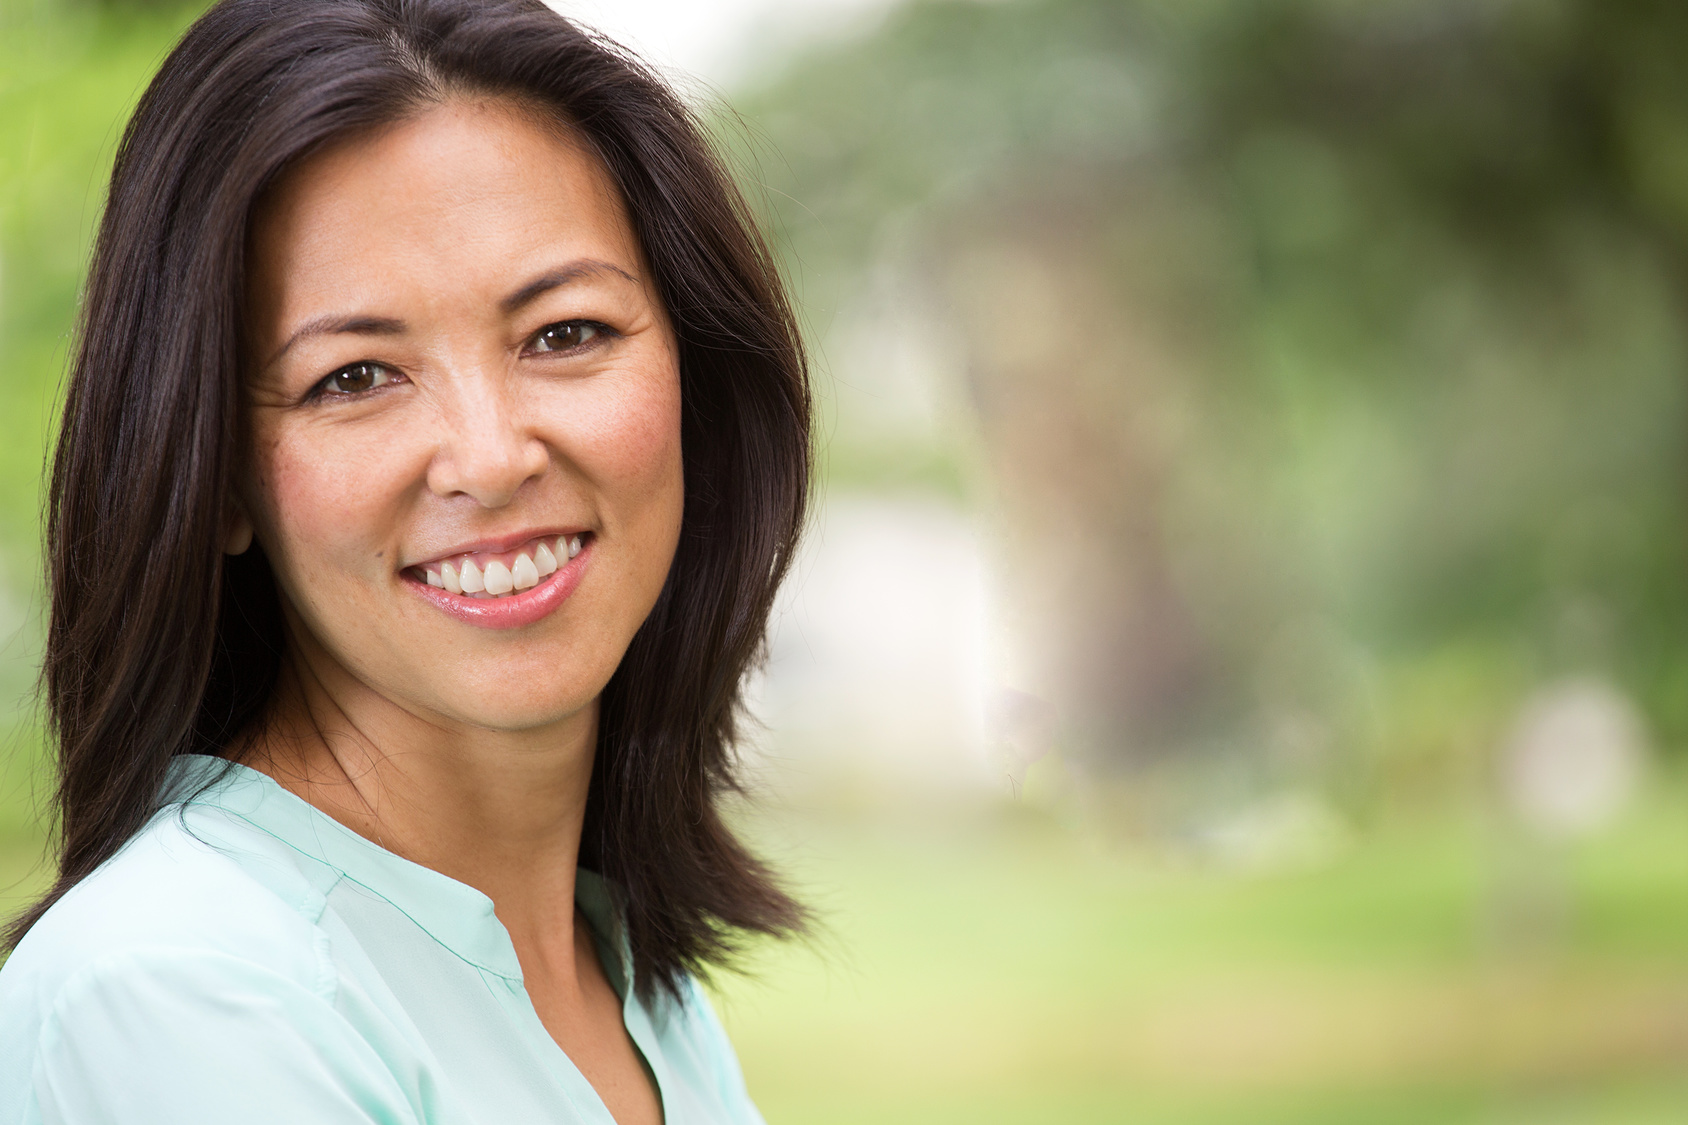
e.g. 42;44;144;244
36;944;337;1036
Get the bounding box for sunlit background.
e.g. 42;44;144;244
6;0;1688;1121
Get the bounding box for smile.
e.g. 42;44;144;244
411;533;586;598
404;531;593;629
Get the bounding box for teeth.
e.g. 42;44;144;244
428;537;578;600
511;553;539;591
483;559;514;596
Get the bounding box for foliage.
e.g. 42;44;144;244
733;0;1688;786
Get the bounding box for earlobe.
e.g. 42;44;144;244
224;505;254;556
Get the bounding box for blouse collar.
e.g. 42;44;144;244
161;754;628;988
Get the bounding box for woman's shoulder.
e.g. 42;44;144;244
0;795;337;1024
0;799;366;1122
9;797;331;973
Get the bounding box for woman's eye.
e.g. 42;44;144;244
316;361;395;397
531;321;603;353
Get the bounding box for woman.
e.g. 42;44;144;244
0;0;809;1121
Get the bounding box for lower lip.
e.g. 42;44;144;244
404;541;590;629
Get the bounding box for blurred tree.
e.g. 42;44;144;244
736;0;1688;794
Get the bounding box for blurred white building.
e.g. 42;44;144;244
1499;676;1647;839
746;492;998;796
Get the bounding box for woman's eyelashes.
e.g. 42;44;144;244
309;360;403;401
528;319;614;355
302;320;612;401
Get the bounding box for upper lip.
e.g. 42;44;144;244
405;527;587;569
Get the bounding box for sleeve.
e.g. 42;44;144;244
27;948;421;1125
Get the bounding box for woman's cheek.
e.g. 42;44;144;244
571;368;683;499
254;423;403;588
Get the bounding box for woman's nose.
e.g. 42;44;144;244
425;373;549;508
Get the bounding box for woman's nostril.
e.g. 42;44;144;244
427;440;549;505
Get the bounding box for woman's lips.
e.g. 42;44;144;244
404;533;591;629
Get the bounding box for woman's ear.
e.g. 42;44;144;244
224;500;254;555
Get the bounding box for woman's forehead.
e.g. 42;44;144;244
246;97;643;341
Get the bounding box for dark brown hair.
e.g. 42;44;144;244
11;0;809;997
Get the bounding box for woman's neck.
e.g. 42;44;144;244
239;646;662;1125
238;650;597;950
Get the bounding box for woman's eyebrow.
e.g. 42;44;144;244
501;259;639;315
264;259;638;369
267;314;406;368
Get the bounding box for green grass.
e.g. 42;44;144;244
703;784;1688;1124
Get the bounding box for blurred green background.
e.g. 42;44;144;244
5;0;1688;1121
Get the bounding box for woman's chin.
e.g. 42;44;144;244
405;678;601;735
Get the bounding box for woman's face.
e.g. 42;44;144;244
242;98;683;733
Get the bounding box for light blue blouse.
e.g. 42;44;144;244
0;755;766;1125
